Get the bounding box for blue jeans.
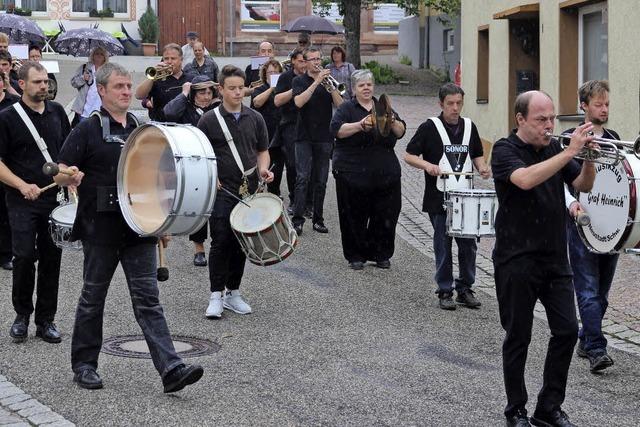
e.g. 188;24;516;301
428;212;477;294
293;140;332;226
71;242;183;379
567;223;618;355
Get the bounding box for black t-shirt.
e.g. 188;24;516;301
0;99;70;207
292;73;334;143
274;69;298;125
251;83;281;143
244;64;261;88
405;114;483;212
197;105;269;199
491;132;581;267
148;72;192;121
58;108;156;246
330;97;405;180
0;93;20;111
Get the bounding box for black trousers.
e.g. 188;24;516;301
208;195;246;292
189;222;207;245
267;146;286;198
494;257;578;417
0;186;11;263
293;140;331;226
278;123;297;205
334;171;401;263
7;201;61;325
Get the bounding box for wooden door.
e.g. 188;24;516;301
158;0;217;53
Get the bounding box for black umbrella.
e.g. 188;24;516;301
282;15;344;35
0;13;45;45
54;27;124;57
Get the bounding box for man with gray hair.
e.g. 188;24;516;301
55;62;204;393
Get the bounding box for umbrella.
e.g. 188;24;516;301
0;14;45;45
282;15;344;35
54;27;124;57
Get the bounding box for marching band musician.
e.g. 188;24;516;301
0;61;70;344
197;65;273;319
291;47;343;236
250;59;284;199
491;91;596;427
404;83;489;310
0;51;20;96
135;43;194;122
164;75;221;267
330;69;405;270
244;40;275;97
563;80;619;373
55;62;204;393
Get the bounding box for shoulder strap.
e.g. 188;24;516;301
213;106;255;177
13;103;53;163
429;117;452;146
89;110;111;139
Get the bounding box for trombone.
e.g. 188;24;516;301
314;64;346;95
145;64;173;81
545;132;640;165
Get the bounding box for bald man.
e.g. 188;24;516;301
244;41;274;96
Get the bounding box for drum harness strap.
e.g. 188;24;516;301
430;116;473;193
213;106;256;198
13;103;66;203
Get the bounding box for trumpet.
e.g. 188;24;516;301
314;64;346;95
12;59;23;71
545;132;640;165
145;64;173;81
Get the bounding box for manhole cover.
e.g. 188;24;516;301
102;335;220;359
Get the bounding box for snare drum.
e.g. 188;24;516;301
577;153;640;253
445;189;497;238
117;123;217;236
49;203;82;250
230;192;297;266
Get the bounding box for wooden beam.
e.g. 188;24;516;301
493;3;539;20
559;0;602;9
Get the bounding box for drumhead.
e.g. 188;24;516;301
230;193;283;234
447;189;496;197
50;203;77;226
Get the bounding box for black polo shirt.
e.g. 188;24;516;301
491;132;581;267
197;104;269;197
251;83;281;143
0;99;70;208
58;108;155;246
330;97;405;180
244;64;261;89
274;69;298;126
0;93;19;111
292;73;334;143
148;72;192;122
405;114;483;213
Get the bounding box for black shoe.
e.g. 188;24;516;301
575;341;587;358
376;259;391;269
193;252;207;267
312;222;329;233
349;261;364;270
9;314;28;343
530;410;575;427
36;321;62;343
456;289;482;308
438;292;456;310
294;224;303;236
506;408;531;426
1;261;12;270
303;209;313;219
588;352;614;372
74;369;104;390
163;364;204;393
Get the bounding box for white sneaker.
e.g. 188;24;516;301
223;290;252;314
205;292;223;318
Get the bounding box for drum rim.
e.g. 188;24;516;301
50;203;78;226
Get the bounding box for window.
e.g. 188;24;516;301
579;2;608;83
444;29;455;52
477;26;489;102
73;0;127;14
0;0;46;11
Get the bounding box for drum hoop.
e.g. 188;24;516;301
50;203;77;226
230;193;284;235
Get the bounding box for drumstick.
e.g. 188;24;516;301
39;182;58;192
440;172;475;176
575;208;591;226
157;240;169;282
219;185;251;207
42;162;76;177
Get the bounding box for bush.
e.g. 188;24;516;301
362;60;398;85
10;7;32;16
399;55;412;66
138;6;159;44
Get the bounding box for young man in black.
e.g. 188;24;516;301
292;47;343;235
135;43;193;122
492;91;595;427
404;83;489;310
55;62;203;393
0;62;70;344
198;65;273;319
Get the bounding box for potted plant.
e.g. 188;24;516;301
14;7;33;16
138;6;159;56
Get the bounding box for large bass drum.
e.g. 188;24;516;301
577;153;640;253
117;123;217;236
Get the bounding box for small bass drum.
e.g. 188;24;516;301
445;189;497;238
117;123;217;236
577;153;640;253
49;203;82;250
